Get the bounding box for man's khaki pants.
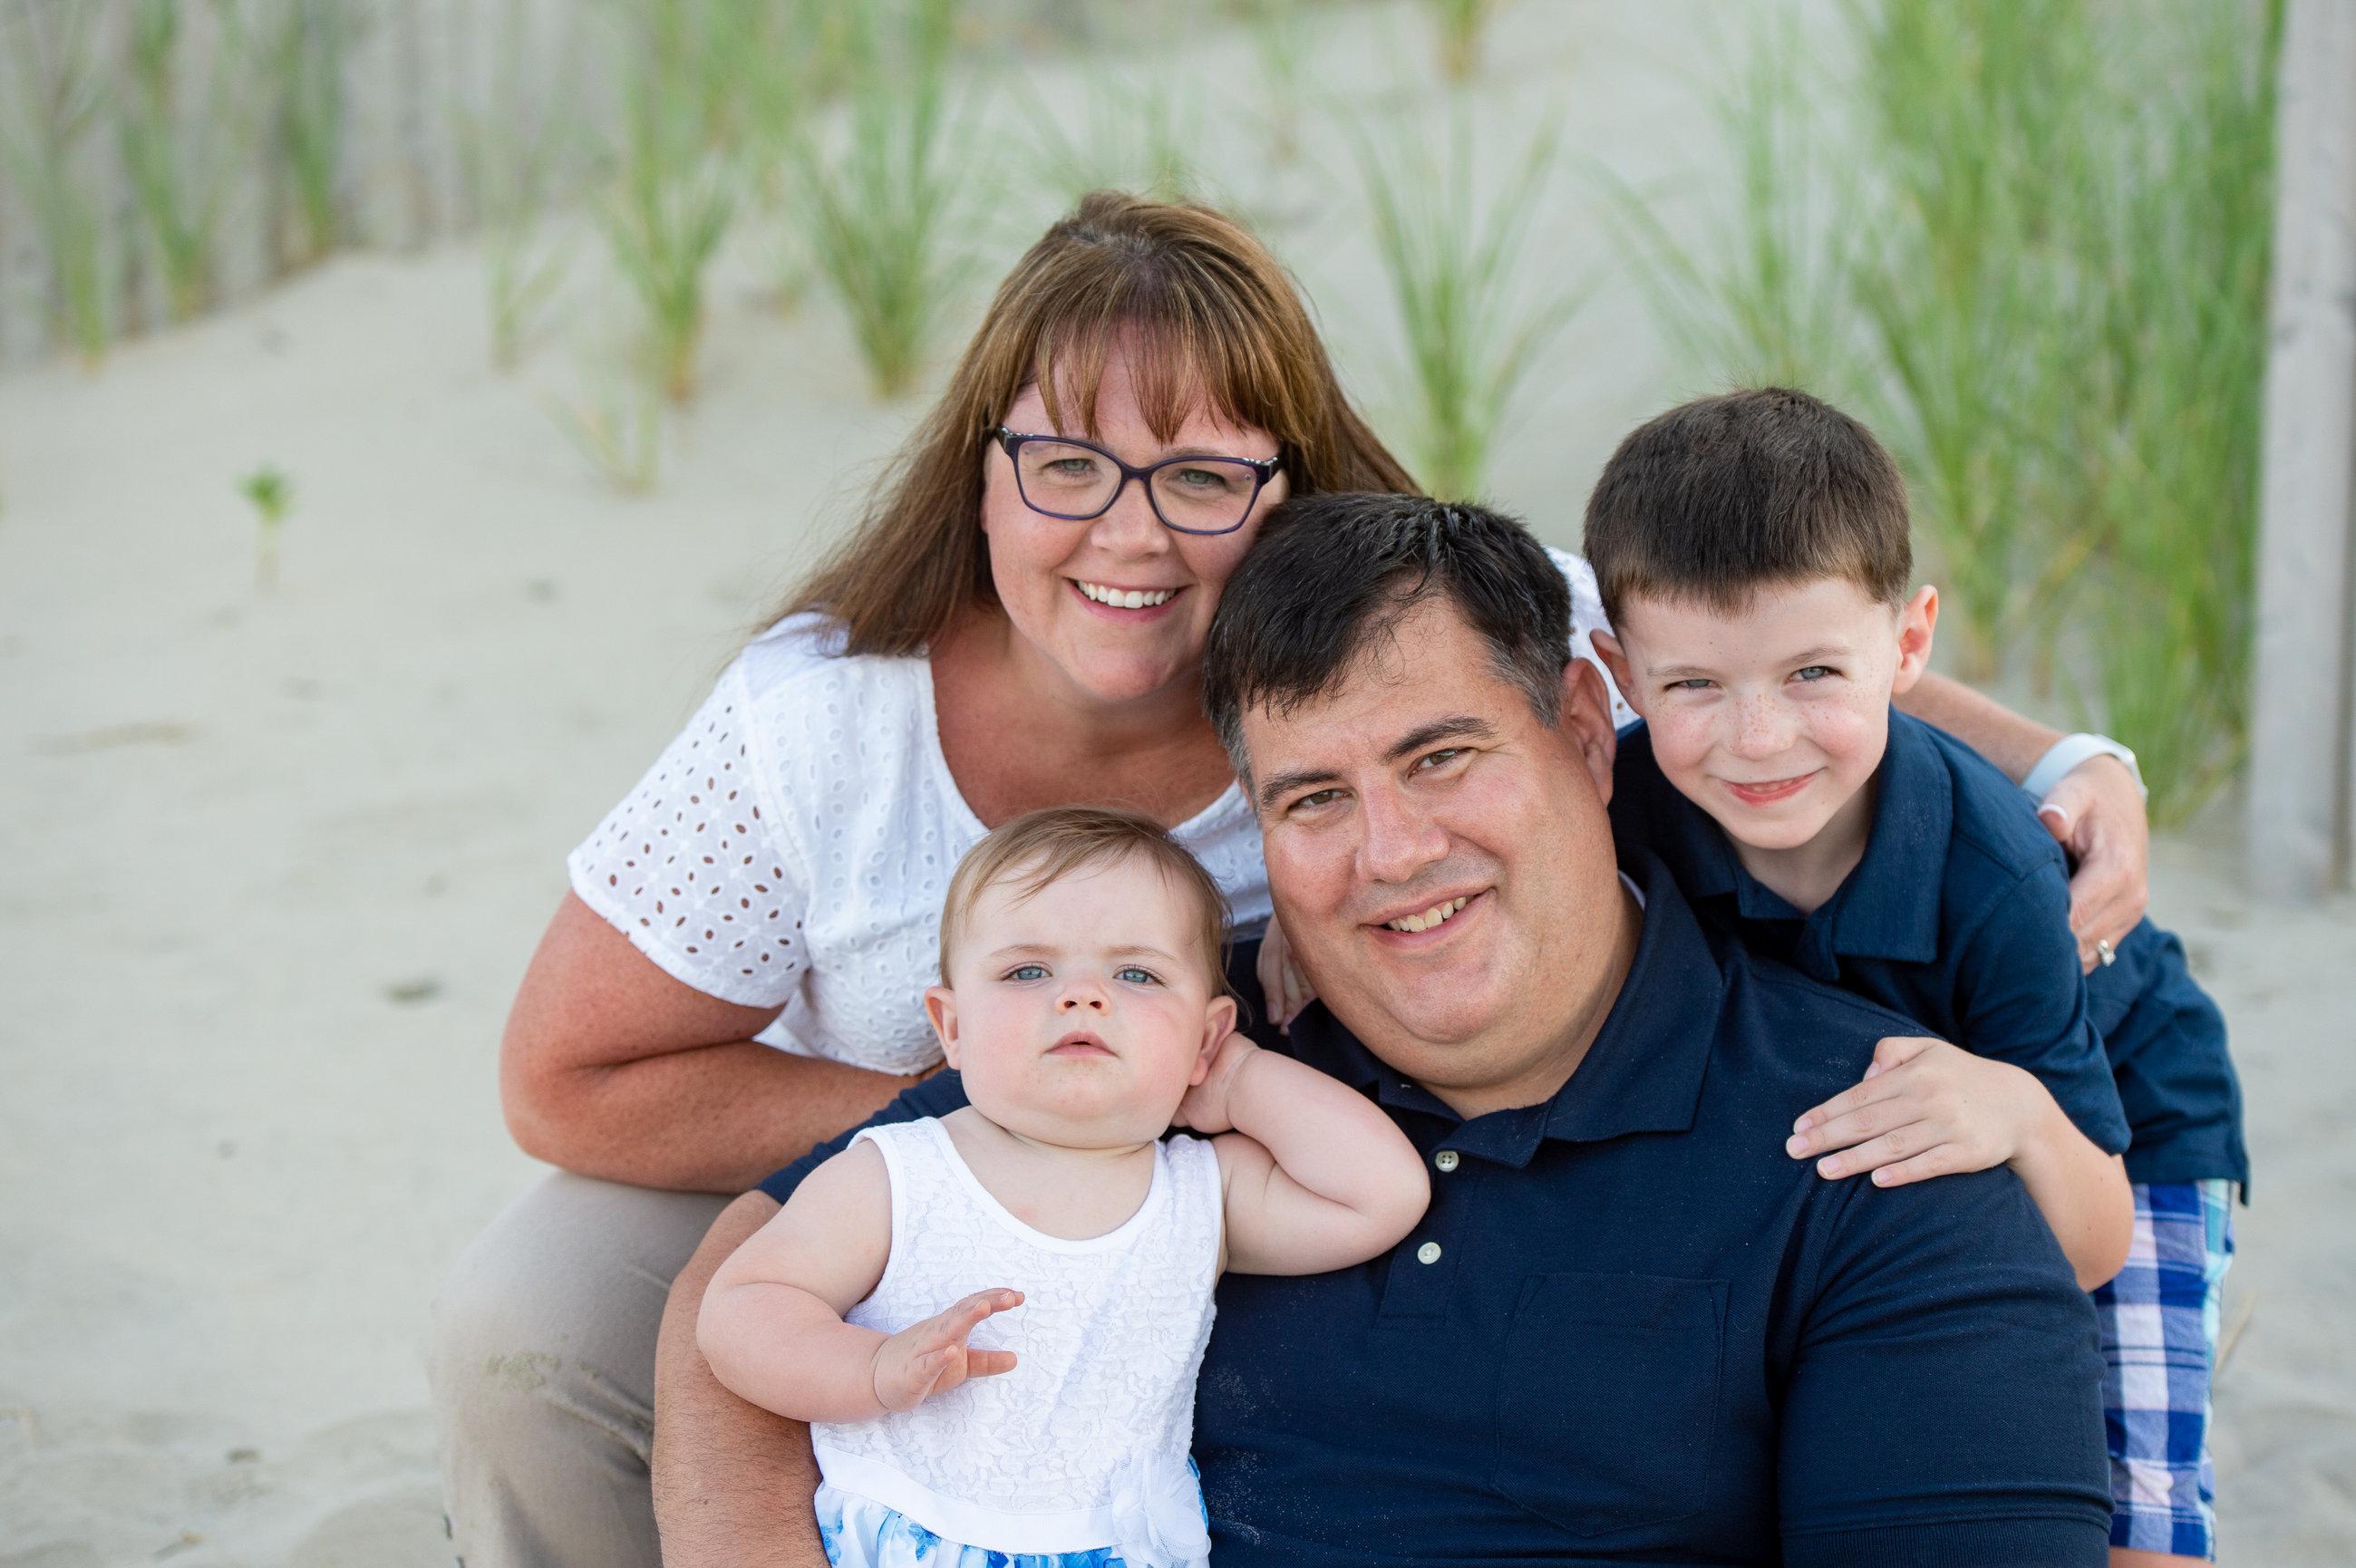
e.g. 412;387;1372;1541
431;1173;732;1568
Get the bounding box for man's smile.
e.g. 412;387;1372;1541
1368;889;1487;940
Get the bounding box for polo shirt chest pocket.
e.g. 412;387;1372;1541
1492;1272;1728;1536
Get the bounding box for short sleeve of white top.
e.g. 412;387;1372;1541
567;550;1624;1076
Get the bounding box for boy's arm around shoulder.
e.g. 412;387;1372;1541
697;1140;897;1421
1175;1036;1430;1276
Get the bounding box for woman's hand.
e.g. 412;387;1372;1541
1784;1036;2046;1186
2037;755;2150;973
870;1289;1023;1413
1255;916;1316;1032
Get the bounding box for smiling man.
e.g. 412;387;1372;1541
651;494;2116;1567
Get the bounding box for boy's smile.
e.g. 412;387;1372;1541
1595;576;1938;915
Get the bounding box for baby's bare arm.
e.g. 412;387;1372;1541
1184;1040;1430;1275
698;1143;900;1421
699;1141;1024;1420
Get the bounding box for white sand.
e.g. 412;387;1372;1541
2;4;2350;1561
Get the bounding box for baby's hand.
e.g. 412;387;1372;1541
1785;1037;2045;1187
1173;1033;1261;1136
870;1289;1022;1413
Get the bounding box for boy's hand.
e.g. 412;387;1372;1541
869;1289;1022;1413
1785;1037;2046;1186
1255;917;1316;1032
1173;1033;1262;1136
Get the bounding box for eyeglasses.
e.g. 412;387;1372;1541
993;427;1282;537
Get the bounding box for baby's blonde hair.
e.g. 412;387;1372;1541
938;807;1231;991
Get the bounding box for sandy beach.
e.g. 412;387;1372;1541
2;4;2350;1561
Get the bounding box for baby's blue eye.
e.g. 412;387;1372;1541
1792;665;1834;682
1114;965;1159;986
1005;963;1050;982
1669;678;1714;691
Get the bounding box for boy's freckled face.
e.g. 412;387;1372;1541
925;857;1231;1149
1604;578;1937;855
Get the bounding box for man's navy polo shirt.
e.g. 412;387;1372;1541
760;850;2113;1566
1610;710;2135;1159
1609;710;2245;1188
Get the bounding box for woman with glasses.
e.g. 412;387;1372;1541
430;191;2157;1568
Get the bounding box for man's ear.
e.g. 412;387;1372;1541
1888;586;1939;696
924;985;963;1070
1559;658;1620;807
1192;993;1240;1084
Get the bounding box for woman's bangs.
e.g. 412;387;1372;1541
1027;298;1289;450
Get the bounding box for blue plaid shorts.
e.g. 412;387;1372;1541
2090;1179;2235;1559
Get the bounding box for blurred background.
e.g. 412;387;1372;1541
1;0;2350;1562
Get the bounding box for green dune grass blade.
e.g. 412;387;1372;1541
1353;101;1584;502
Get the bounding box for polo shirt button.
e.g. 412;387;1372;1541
1434;1150;1460;1173
1416;1242;1442;1264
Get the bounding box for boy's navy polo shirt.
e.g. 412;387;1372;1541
759;850;2113;1566
1609;710;2245;1188
1610;710;2134;1159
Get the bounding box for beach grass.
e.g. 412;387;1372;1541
597;0;744;404
1599;10;1856;396
238;461;293;588
1237;0;1314;166
2;0;115;363
1016;66;1206;207
547;324;664;492
800;0;984;399
264;0;356;271
1352;99;1581;502
1420;0;1500;84
119;0;257;324
458;0;582;370
1647;0;2279;819
2056;0;2281;822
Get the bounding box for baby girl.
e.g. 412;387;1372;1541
699;806;1430;1568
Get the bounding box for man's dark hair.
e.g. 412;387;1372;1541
1582;387;1912;626
1200;493;1572;773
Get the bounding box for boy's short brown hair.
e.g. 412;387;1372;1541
938;806;1231;990
1582;387;1912;625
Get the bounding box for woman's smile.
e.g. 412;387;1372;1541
1070;578;1186;615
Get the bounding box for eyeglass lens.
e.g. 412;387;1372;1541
1011;439;1262;533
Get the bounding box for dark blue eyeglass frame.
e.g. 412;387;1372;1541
993;427;1283;537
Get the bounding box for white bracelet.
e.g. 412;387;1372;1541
2022;732;2147;804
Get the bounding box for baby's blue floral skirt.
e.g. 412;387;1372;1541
816;1485;1127;1568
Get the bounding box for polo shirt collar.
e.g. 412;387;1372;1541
1285;847;1725;1169
1630;711;1949;973
1818;710;1948;965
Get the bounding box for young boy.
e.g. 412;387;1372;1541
1585;387;2246;1566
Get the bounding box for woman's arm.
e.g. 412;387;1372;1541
1895;673;2149;968
654;1191;834;1568
500;894;931;1192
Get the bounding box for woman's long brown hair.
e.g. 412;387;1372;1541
771;191;1420;655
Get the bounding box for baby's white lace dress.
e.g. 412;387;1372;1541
811;1119;1223;1568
